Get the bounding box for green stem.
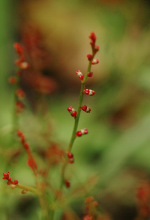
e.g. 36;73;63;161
18;183;49;220
17;183;41;196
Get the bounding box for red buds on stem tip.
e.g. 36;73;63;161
3;172;19;185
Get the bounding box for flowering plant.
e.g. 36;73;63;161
2;32;101;220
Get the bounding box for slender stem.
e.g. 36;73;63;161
12;76;19;134
17;183;41;195
38;194;50;220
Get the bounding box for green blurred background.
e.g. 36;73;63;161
1;0;150;219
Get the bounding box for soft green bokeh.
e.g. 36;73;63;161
1;0;150;219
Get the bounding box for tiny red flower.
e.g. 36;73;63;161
80;105;91;113
9;77;17;84
68;152;73;159
91;58;99;65
3;172;19;185
14;180;19;185
16;101;25;113
67;106;73;111
87;54;93;61
65;180;70;188
67;106;77;118
76;130;82;137
17;131;38;175
95;45;99;52
76;70;84;81
84;89;95;96
14;43;24;55
16;89;25;98
89;32;96;46
87;72;93;77
76;129;88;137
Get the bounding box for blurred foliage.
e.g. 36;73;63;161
0;0;150;219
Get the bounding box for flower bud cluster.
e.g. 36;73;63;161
67;106;77;118
80;105;91;113
76;70;84;81
84;89;95;96
17;130;37;175
14;43;29;70
91;58;99;65
9;43;28;113
16;89;25;98
76;128;88;137
16;101;25;113
83;197;98;220
3;172;18;186
87;32;99;65
67;151;74;163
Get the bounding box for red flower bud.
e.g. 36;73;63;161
16;101;25;113
24;143;29;150
87;54;93;61
87;72;93;77
9;77;17;84
65;180;70;188
81;105;91;113
14;180;19;185
14;43;24;55
91;58;99;65
71;111;77;118
89;32;96;43
95;45;99;52
76;128;88;137
68;152;73;159
67;106;73;112
69;159;74;164
76;130;82;137
76;70;84;81
16;89;25;98
3;172;18;185
67;106;77;118
84;89;95;96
